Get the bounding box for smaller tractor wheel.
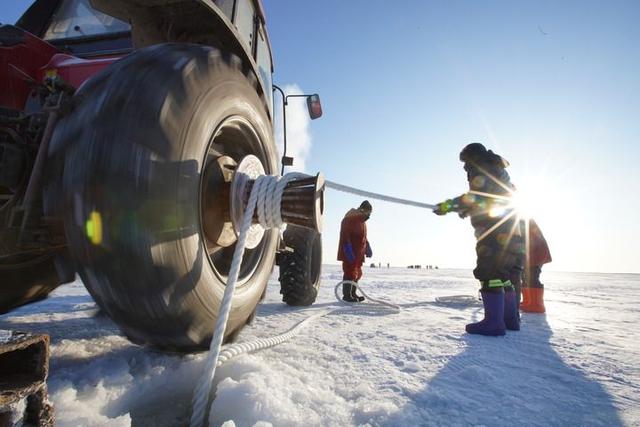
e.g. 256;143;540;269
278;225;322;306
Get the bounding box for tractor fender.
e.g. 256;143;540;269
90;0;271;107
0;25;58;110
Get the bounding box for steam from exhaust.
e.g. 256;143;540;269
274;84;312;173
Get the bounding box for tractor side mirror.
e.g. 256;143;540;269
307;94;322;119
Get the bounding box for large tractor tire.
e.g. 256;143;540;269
278;225;322;306
0;254;60;314
48;44;278;351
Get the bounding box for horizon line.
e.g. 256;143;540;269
318;263;640;276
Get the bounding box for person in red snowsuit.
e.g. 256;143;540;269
337;200;373;302
521;219;552;313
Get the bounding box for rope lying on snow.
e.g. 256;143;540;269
191;177;415;427
191;280;399;426
214;281;400;369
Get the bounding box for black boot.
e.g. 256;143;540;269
342;282;356;302
342;282;364;302
351;281;365;302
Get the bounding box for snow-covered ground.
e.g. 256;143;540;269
1;266;638;426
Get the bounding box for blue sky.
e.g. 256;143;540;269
3;1;639;273
263;0;640;273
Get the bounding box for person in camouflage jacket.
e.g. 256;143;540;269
434;143;524;335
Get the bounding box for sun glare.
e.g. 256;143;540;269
511;191;537;220
511;176;561;223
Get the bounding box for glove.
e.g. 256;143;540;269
433;200;452;216
343;242;355;263
365;241;373;258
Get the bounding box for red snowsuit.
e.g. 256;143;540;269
527;219;552;267
337;208;369;281
524;219;552;288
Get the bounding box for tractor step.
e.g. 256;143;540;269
0;331;54;426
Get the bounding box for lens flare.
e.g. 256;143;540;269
489;206;506;218
85;211;103;245
511;191;534;220
511;177;554;221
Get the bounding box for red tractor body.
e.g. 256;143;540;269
0;27;58;110
1;26;121;111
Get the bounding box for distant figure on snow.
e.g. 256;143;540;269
337;200;373;302
520;219;551;313
433;143;524;336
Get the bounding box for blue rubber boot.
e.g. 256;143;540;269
466;290;506;336
504;288;520;331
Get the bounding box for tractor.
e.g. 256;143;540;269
0;0;324;351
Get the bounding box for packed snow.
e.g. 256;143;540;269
1;266;638;426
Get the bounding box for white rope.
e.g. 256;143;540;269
214;281;400;364
190;173;404;427
190;173;301;427
325;180;436;209
195;280;400;422
215;308;333;365
191;279;400;426
208;282;400;368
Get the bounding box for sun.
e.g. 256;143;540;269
511;187;540;220
510;174;563;224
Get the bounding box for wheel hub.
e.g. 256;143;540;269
201;155;237;248
202;154;325;251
